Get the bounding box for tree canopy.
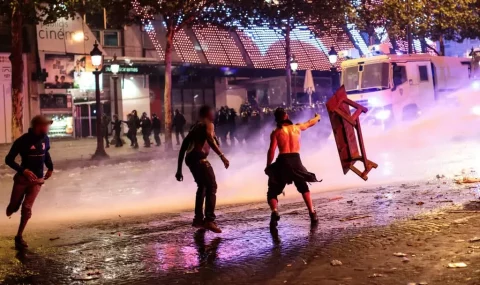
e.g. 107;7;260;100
349;0;480;55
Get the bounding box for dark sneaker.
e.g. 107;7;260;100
15;236;28;249
204;221;222;233
192;219;204;229
270;211;281;228
309;211;319;225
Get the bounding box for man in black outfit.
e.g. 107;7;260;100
5;115;54;249
176;105;229;233
111;114;123;147
128;110;140;148
173;109;186;145
151;113;161;146
215;107;228;146
227;108;237;146
140;112;152;147
101;113;111;148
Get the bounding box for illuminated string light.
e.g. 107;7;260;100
193;25;247;66
132;0;164;58
130;2;363;69
174;28;202;63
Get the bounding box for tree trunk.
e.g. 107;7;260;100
439;35;445;56
163;28;174;150
406;24;413;54
10;3;24;140
285;25;292;107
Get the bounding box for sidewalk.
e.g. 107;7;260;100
0;137;177;174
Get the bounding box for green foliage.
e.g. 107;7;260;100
231;0;351;35
347;0;387;42
0;0;147;27
349;0;480;49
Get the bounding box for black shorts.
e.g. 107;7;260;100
267;177;309;201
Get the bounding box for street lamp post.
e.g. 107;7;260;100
290;55;298;104
91;41;109;159
110;54;120;118
110;54;121;145
328;46;340;96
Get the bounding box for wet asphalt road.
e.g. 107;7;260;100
1;178;478;285
2;109;480;284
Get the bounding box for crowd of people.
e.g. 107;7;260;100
100;102;330;150
214;102;330;147
101;109;187;149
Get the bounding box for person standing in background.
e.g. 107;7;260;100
140;112;152;148
128;111;139;149
5;115;54;249
227;108;237;146
215;107;228;146
101;113;111;148
152;113;162;146
111;114;123;147
173;109;186;145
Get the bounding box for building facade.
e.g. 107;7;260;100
3;12;385;141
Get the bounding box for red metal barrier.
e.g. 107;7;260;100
326;86;378;181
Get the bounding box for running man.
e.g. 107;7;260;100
5;115;54;249
175;105;229;233
265;108;321;229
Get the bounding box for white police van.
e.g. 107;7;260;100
340;46;471;127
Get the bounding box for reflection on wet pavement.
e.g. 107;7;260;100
1;179;478;284
2;107;480;283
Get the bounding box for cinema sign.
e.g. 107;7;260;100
36;14;104;55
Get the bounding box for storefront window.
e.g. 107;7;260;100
104;31;119;46
40;94;69;109
48;114;74;137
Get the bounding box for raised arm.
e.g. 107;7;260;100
266;131;278;168
297;113;321;131
206;122;229;169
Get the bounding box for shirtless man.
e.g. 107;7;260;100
265;108;321;228
176;105;230;233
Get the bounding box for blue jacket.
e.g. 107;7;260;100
5;129;53;178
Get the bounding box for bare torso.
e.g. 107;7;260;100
266;114;320;167
187;120;222;157
187;122;210;156
273;124;302;154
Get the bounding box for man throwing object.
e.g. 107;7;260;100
265;108;321;229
